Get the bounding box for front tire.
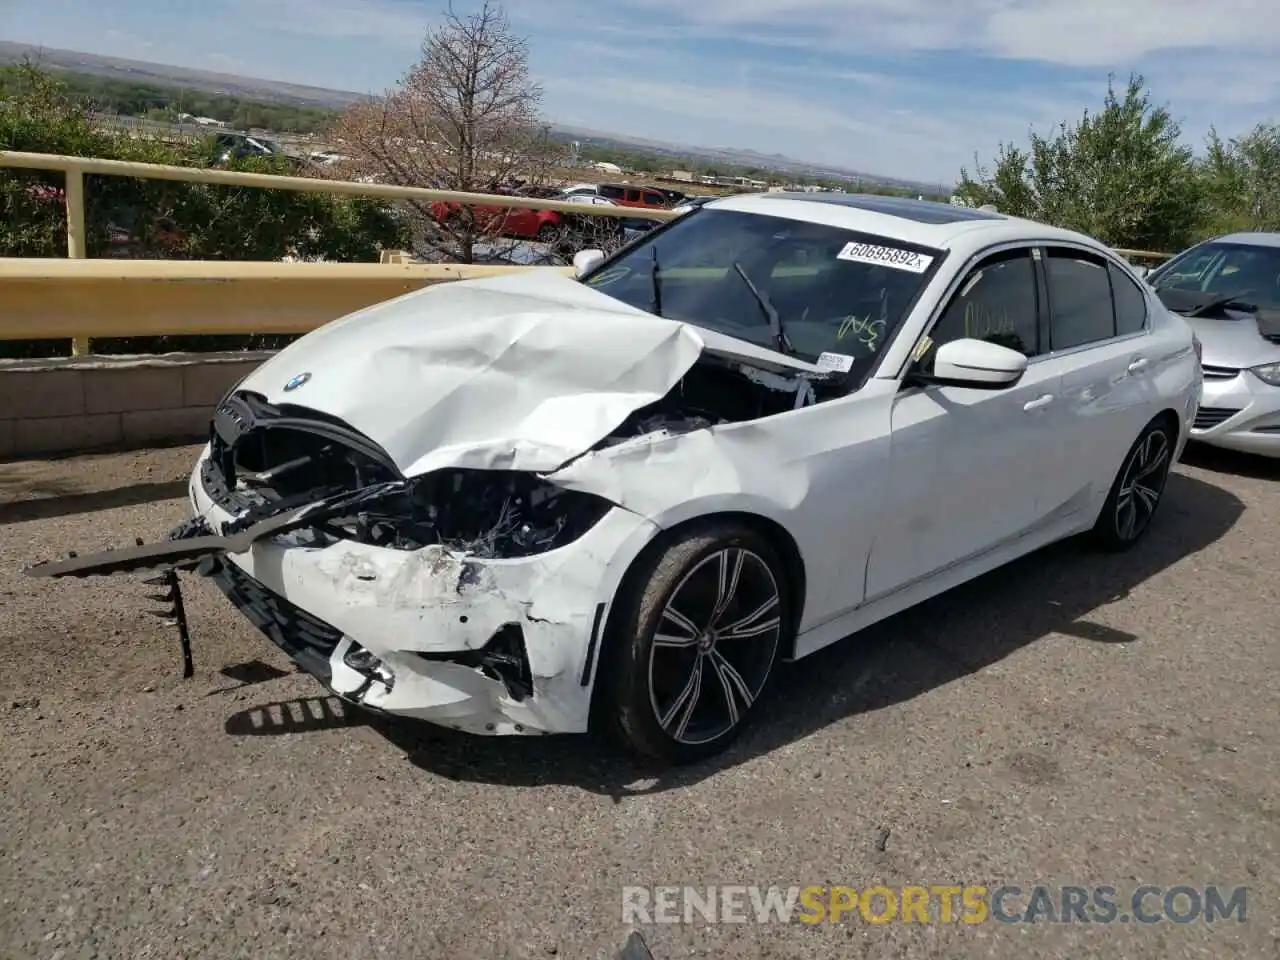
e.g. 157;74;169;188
1090;417;1175;551
599;524;791;765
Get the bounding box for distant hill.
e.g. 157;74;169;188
1;41;951;193
0;41;368;109
554;125;948;193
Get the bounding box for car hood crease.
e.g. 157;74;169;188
235;271;725;478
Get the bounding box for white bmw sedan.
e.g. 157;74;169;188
30;193;1201;764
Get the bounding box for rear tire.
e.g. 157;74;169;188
598;523;791;765
1089;417;1175;552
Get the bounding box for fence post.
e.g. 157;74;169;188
64;166;91;356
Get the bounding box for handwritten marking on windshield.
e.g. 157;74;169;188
587;265;630;286
837;314;885;351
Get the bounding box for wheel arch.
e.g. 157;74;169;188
1151;406;1181;433
587;509;808;727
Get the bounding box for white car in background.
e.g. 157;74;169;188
30;193;1201;765
1143;232;1280;457
560;183;603;199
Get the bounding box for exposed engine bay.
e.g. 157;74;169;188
204;356;831;560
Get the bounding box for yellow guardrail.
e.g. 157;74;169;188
1113;248;1173;262
0;150;677;353
0;150;1177;353
0;257;573;341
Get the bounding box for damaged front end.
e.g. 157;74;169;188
24;338;833;736
203;391;617;558
23;389;653;735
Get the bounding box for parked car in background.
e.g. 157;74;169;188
596;183;673;210
34;193;1201;765
214;132;281;162
211;131;307;171
557;193;629;247
560;183;603;199
1144;232;1280;457
429;184;567;242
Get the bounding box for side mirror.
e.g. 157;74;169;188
573;248;605;277
1133;265;1150;279
910;338;1027;390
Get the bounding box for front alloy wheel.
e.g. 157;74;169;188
600;524;790;764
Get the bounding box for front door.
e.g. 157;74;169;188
865;246;1066;599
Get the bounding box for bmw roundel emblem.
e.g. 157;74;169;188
283;372;311;392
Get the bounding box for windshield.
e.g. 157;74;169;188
1150;240;1280;314
579;208;943;372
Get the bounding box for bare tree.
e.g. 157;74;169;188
327;1;567;263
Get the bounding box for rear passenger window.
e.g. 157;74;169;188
1046;249;1115;349
1110;264;1148;335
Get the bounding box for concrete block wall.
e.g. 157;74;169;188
0;352;276;459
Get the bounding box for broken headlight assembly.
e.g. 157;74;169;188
321;468;615;559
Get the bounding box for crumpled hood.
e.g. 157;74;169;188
236;270;824;478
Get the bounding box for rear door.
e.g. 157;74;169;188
1039;245;1158;516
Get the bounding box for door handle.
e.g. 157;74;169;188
1023;394;1054;412
1127;357;1149;374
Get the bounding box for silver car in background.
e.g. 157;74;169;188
1145;233;1280;457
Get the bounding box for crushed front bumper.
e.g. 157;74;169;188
1191;368;1280;457
25;446;660;737
188;449;659;736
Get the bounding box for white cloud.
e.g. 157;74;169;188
26;0;1273;182
618;0;1280;65
540;58;1084;183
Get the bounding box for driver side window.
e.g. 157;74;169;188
927;248;1041;360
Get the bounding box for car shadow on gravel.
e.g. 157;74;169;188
220;471;1243;797
1178;442;1280;481
0;481;188;524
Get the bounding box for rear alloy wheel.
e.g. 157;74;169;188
1091;419;1174;551
600;525;790;764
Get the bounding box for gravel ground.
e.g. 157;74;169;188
1;442;1277;959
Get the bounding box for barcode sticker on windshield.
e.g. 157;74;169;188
816;352;855;373
837;241;933;273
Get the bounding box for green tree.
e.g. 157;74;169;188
1198;122;1280;235
1;62;407;357
956;74;1201;251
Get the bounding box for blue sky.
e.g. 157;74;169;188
5;0;1280;185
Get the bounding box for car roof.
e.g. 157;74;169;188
1212;232;1280;248
762;192;1005;224
703;192;1107;255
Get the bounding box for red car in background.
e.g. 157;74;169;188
430;185;566;241
596;183;676;209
